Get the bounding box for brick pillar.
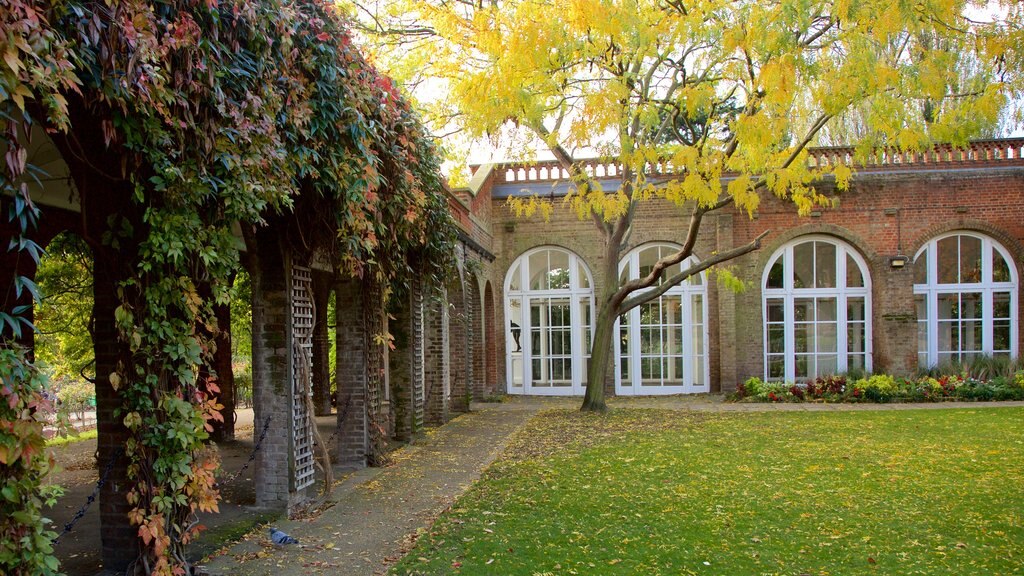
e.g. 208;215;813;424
390;274;426;441
93;246;138;572
424;286;450;425
448;281;470;413
311;271;333;416
335;277;367;467
715;212;737;391
877;260;918;375
250;229;293;508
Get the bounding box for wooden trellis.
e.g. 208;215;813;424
291;265;315;491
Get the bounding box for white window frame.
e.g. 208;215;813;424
613;243;710;395
762;235;873;381
504;247;595;396
914;231;1019;367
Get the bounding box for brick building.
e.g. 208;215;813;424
455;139;1024;395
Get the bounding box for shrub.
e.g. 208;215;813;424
55;378;94;423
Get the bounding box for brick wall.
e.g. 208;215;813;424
481;165;1024;394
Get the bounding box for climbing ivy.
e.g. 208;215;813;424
1;0;455;573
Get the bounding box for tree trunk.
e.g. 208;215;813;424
581;242;622;412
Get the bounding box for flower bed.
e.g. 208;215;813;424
731;372;1024;403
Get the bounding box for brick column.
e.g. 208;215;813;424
390;274;426;441
877;261;918;375
424;286;450;425
335;277;367;467
250;230;293;508
715;212;738;391
93;246;138;572
448;282;470;413
311;271;333;416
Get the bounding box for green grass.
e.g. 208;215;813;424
393;408;1024;575
45;429;97;447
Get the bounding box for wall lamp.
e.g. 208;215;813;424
889;255;909;269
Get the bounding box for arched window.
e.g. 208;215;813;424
914;232;1019;367
504;247;594;395
762;236;872;381
614;243;709;394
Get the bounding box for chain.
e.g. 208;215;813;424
216;415;272;487
52;446;123;546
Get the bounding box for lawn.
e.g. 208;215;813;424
393;407;1024;575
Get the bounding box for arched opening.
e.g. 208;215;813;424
614;243;709;395
483;280;497;395
914;231;1019;367
762;235;872;381
504;247;594;396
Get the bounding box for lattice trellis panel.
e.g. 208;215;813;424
291;265;315;491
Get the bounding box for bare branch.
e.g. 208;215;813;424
618;229;770;314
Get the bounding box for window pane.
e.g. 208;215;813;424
994;292;1011;319
767;258;784;289
639;246;659;283
913;251;928;285
962;319;982;352
993;249;1011;283
994;321;1011;352
817;298;837;322
577;261;591;288
529;251;549;289
548;250;570;289
692;355;704;385
817;355;837;376
848;298;865;322
815;241;837;288
794;298;815;322
794;242;814;288
961;293;982;320
937;237;958;284
916;295;927;358
768;355;785;379
767;299;785;323
509;262;522;291
847;253;864;287
795;323;813;353
937;294;958;320
817;323;838;353
768;325;785;354
848;322;866;354
691;295;704;324
795;355;813;378
960;236;982;283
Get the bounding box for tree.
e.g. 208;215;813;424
353;0;1022;411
